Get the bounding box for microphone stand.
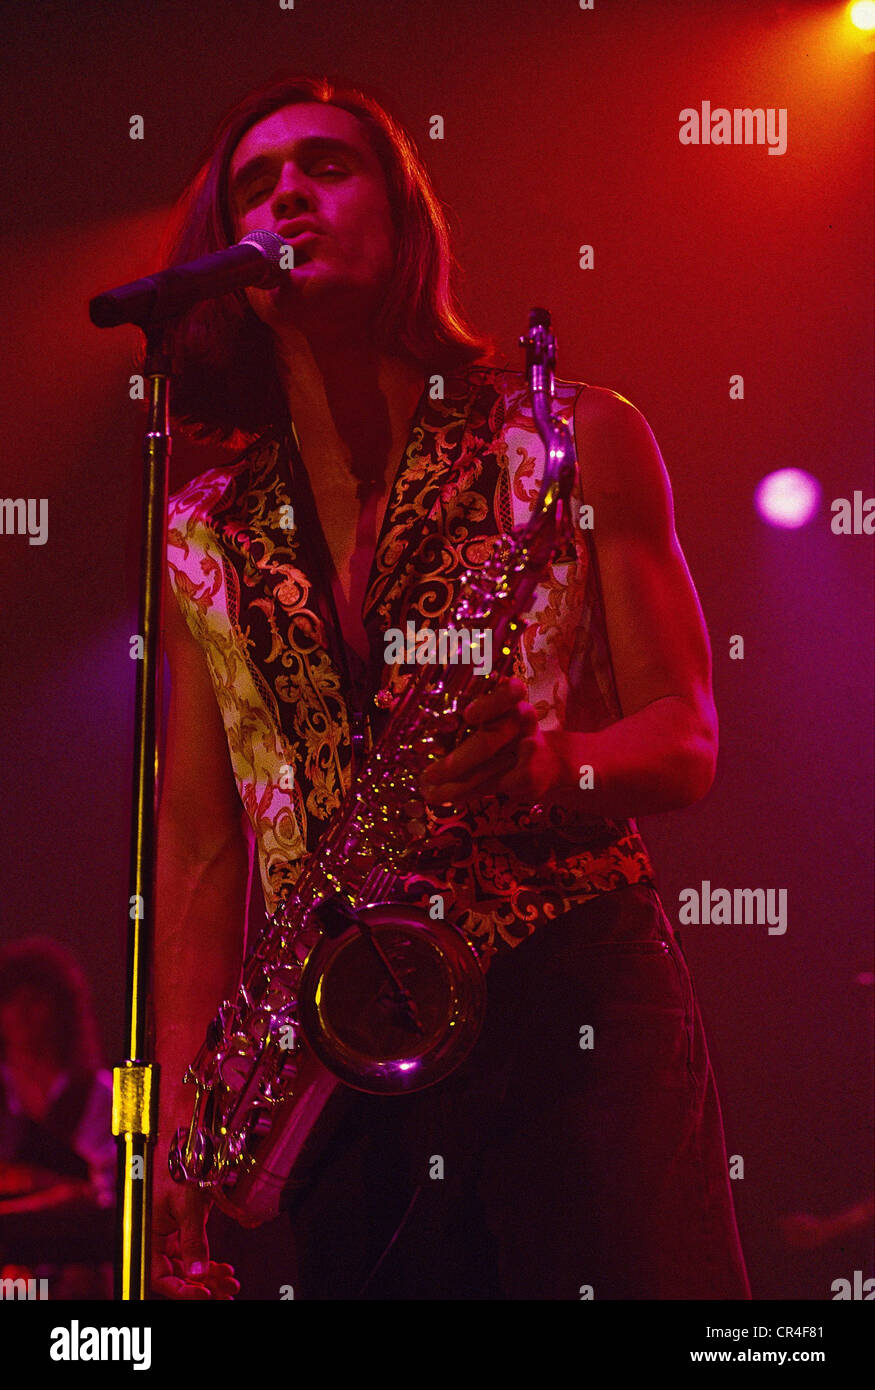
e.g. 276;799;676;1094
91;234;284;1299
110;323;172;1300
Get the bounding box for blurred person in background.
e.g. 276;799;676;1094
0;937;115;1298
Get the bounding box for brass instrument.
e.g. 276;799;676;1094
169;308;577;1225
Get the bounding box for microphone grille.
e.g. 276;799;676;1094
239;230;287;268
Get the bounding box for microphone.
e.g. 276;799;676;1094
89;230;288;328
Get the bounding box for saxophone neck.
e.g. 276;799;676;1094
518;307;578;546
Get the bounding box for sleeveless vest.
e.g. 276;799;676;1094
166;366;656;962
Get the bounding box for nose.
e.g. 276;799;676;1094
270;161;314;218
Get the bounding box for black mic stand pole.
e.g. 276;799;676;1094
111;323;172;1300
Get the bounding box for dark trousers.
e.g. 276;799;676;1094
284;883;751;1300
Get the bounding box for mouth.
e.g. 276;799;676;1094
279;230;321;267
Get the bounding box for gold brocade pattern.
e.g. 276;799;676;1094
166;367;656;962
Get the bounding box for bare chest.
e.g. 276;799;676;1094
316;484;393;664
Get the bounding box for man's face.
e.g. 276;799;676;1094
227;103;398;332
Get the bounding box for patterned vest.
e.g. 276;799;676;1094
167;365;656;962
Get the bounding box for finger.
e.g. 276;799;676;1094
177;1255;239;1293
186;1262;239;1300
204;1264;240;1289
422;709;537;797
167;1255;235;1299
462;677;527;726
491;735;541;798
152;1273;213;1300
151;1253;212;1301
465;695;537;739
422;742;521;806
179;1197;211;1280
421;722;516;797
207;1275;241;1300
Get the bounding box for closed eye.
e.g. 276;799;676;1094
241;158;351;207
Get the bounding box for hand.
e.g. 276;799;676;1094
151;1174;239;1300
419;677;563;811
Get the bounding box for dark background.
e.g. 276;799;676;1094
0;0;872;1300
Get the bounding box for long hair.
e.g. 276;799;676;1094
155;74;495;444
0;937;101;1072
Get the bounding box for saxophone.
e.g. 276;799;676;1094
168;308;578;1226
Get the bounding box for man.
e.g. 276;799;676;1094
0;937;115;1298
151;74;750;1300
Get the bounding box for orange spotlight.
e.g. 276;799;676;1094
849;1;875;31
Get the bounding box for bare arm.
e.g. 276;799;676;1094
421;386;718;818
151;564;250;1298
549;384;718;814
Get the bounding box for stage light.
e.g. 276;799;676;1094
849;2;875;32
754;469;822;529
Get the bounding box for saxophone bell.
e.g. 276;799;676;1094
297;900;487;1094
